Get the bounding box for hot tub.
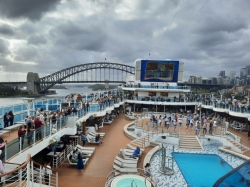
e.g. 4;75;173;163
111;174;151;187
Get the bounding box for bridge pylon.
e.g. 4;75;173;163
27;72;41;95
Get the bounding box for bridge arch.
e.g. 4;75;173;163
37;62;135;93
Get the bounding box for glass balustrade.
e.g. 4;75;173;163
5;117;69;160
122;84;191;90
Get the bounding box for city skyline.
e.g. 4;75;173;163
0;0;250;82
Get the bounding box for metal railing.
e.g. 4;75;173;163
31;160;58;187
0;162;28;187
51;143;74;168
5;116;68;161
0;154;58;187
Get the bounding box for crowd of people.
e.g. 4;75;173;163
149;111;230;136
16;108;68;150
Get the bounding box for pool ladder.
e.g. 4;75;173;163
131;180;138;187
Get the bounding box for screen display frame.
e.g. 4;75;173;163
140;60;179;82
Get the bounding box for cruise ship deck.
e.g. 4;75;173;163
2;112;250;186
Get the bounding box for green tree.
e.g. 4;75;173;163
223;92;232;99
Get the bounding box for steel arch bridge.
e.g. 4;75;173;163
37;62;135;93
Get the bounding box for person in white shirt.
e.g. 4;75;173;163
36;109;40;116
213;121;217;134
178;116;182;127
42;162;52;185
225;121;229;132
158;116;162;126
173;120;177;132
190;118;194;129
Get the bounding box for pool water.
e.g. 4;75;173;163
172;153;233;187
116;177;147;187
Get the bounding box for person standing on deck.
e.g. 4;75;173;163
3;112;9;128
81;133;86;147
8;110;14;126
18;125;26;150
34;117;43;141
178;115;182;127
0;150;5;187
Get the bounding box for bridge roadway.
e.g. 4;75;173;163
0;62;233;93
1;81;232;89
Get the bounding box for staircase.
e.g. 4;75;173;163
224;137;250;153
179;135;203;150
130;132;156;148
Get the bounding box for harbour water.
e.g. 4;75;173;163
0;87;92;106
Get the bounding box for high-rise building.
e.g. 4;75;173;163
218;71;225;78
246;65;250;75
188;76;202;84
240;68;247;79
229;71;235;79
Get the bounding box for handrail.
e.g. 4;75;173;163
213;159;250;187
131;179;138;187
31;160;54;172
2;162;22;166
0;154;31;177
53;144;72;158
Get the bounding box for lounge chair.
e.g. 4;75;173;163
76;145;95;152
115;156;138;164
113;165;138;174
127;144;145;152
121;148;142;156
120;150;139;161
114;159;137;168
103;120;113;125
66;153;89;166
86;135;101;145
74;148;93;158
88;131;105;138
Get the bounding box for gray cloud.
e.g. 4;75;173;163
0;0;250;81
0;23;15;36
28;34;47;45
0;0;60;21
0;39;10;56
14;46;38;62
49;21;107;52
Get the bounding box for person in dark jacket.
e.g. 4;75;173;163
8;110;14;126
18;125;26;150
3;112;9;128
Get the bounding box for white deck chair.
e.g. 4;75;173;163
77;149;94;155
127;144;145;152
66;153;89;166
87;133;105;140
86;135;101;145
115;156;138;164
121;150;139;161
113;165;138;174
76;145;95;152
88;131;105;137
114;160;137;168
120;149;136;156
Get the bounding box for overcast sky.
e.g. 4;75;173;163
0;0;249;82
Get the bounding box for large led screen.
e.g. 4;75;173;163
140;60;179;82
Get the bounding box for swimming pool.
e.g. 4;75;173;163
172;153;233;187
111;174;151;187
